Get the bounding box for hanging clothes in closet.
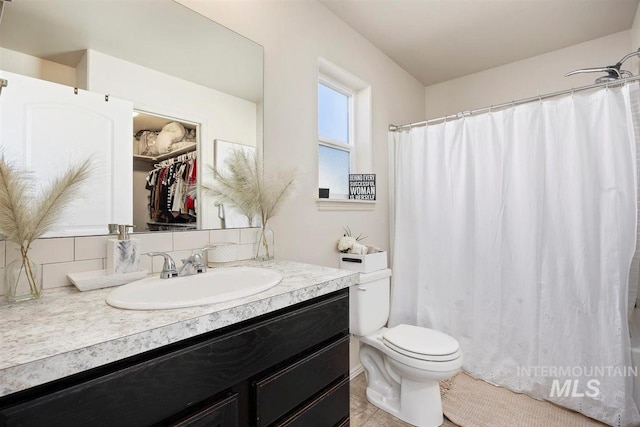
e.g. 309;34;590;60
145;153;197;226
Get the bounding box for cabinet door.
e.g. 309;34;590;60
171;393;238;427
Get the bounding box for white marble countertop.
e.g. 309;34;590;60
0;259;358;397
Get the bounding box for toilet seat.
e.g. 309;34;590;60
383;324;461;362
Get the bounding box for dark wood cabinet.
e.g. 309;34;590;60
172;393;239;427
255;335;349;426
0;289;350;427
277;378;350;427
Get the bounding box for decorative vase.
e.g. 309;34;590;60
5;250;42;302
255;225;274;261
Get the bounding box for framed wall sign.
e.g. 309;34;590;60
349;174;376;200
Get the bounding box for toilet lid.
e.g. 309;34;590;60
383;324;461;362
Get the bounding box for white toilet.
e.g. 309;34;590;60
350;269;463;427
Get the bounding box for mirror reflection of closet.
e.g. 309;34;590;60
0;0;264;236
132;111;200;232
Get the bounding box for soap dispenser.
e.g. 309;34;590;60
106;225;140;275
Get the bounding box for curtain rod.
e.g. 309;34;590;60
389;74;640;132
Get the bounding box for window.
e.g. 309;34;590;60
318;79;354;198
317;58;372;204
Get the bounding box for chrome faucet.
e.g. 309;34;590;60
147;252;179;279
148;247;212;279
179;252;206;276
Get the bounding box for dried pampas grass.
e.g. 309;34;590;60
0;153;92;247
0;153;92;297
202;149;296;226
202;149;261;224
0;155;32;246
258;167;297;226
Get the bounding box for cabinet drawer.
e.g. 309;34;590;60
171;393;238;427
255;335;349;426
276;377;350;427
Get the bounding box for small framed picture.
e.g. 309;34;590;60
349;174;376;200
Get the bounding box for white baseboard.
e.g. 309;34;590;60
350;364;364;380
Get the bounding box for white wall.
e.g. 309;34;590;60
0;48;76;87
425;30;633;119
178;0;425;268
632;6;640;76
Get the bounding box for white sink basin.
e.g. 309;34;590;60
106;267;283;310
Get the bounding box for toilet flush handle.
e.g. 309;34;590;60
357;286;368;292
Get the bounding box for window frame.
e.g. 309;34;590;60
316;57;373;209
318;75;356;199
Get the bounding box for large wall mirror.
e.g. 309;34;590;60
0;0;263;236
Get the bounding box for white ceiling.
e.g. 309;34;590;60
320;0;640;86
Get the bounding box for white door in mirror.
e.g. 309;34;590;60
105;267;282;310
0;70;133;236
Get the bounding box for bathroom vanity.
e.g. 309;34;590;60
0;260;357;426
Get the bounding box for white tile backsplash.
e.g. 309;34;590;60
210;229;240;244
240;228;260;244
74;235;110;261
42;259;104;289
236;243;256;261
139;253;153;274
136;232;173;254
173;230;210;251
1;228;262;294
6;238;74;265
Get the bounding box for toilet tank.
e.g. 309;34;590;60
349;268;392;336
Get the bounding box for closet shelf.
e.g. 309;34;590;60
133;143;196;162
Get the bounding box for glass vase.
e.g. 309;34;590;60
5;252;42;302
255;225;274;261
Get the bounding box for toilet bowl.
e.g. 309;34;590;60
350;269;463;427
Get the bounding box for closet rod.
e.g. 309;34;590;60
154;150;197;169
389;74;640;132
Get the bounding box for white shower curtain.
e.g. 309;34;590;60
390;85;640;426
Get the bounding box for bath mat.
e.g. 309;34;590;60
440;373;606;427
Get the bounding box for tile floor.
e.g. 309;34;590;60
350;372;458;427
